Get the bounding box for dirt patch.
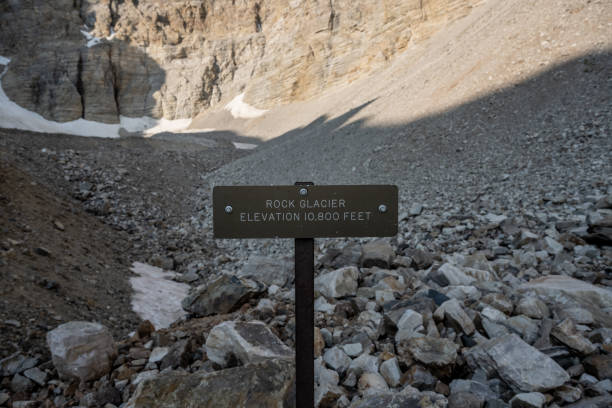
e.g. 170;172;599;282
0;162;140;359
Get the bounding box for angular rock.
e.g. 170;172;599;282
349;391;447;408
502;315;540;345
515;297;549;320
448;392;484;408
315;266;359;299
11;373;34;393
509;392;546;408
238;256;292;287
148;347;170;364
358;372;389;392
380;357;402;387
361;240;395;268
543;237;564;255
402;365;437;390
464;334;569;392
205;321;293;368
0;353;38;376
430;263;475;286
347;353;379;379
23;367;47;386
160;339;193;370
519;275;612;326
324;347;352;376
181;275;264;317
396;309;423;333
434;298;475;335
126;358;295;408
481;293;514;315
551;319;596;355
398;336;458;367
449;379;496;400
46;321;116;382
583;354;612;380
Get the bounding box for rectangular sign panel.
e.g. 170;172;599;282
213;185;398;238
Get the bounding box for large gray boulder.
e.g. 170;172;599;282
238;256;293;287
398;336;458;367
315;266;359;299
46;321;116;382
361;240;395;268
126;358;295;408
519;275;612;327
205;321;293;368
464;334;569;392
181;275;264;317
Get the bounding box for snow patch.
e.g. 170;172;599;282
120;116;193;135
80;27;116;48
232;142;259;150
225;93;268;119
129;262;189;330
0;56;197;138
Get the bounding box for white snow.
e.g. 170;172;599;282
225;92;268;119
232;142;259;150
0;56;202;138
129;262;190;330
80;27;116;48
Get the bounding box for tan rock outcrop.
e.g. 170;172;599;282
0;0;482;123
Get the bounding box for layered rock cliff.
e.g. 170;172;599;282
0;0;481;124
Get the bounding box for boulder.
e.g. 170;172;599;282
509;392;546;408
361;240;395;268
464;334;569;392
583;354;612;380
519;275;612;326
181;275;264;317
380;357;402;387
434;298;475;335
323;346;352;376
126;358;295;408
46;321;116;382
349;391;447;407
238;256;292;287
205;321;293;368
551;319;596;355
398;336;458;367
315;266;359;298
358;372;389;392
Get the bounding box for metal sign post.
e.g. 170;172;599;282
213;183;398;407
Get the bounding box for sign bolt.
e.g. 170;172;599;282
378;204;388;213
225;205;233;214
299;188;308;196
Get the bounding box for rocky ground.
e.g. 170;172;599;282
1;0;611;407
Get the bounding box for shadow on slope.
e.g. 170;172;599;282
209;51;611;196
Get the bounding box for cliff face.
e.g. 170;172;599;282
0;0;481;124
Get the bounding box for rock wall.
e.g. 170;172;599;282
0;0;481;123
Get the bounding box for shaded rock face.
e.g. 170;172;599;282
0;0;481;122
46;321;116;382
125;358;295;408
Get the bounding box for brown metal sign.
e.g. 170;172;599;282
213;185;398;238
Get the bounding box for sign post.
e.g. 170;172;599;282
213;184;398;407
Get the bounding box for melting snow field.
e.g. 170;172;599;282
0;56;198;138
129;262;190;330
0;56;258;148
225;92;268;119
